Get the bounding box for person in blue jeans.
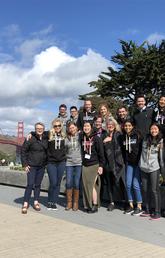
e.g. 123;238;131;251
47;118;66;210
21;122;48;214
65;122;82;211
121;119;143;215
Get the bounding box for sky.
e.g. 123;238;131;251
0;0;164;135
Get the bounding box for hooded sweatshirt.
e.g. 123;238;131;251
77;109;97;131
80;132;105;167
153;107;165;137
47;133;66;163
57;113;68;133
139;138;164;173
65;133;82;166
122;129;142;166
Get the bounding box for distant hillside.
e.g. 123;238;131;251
0;134;17;156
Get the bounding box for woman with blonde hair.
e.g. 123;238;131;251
103;119;126;211
47;118;66;210
98;103;120;131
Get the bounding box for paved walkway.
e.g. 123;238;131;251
0;202;165;258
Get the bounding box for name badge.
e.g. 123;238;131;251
85;154;91;159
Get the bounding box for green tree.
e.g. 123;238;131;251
89;40;165;106
79;92;123;116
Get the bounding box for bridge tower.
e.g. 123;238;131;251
16;121;24;164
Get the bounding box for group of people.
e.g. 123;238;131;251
21;94;165;220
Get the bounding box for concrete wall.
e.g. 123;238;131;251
0;167;66;193
0;166;165;210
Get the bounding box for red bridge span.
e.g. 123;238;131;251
0;122;24;147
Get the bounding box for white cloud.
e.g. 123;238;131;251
147;33;165;44
0;29;112;135
15;38;46;64
0;106;54;135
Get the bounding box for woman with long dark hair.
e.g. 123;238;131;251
139;123;165;220
122;119;143;215
80;122;105;213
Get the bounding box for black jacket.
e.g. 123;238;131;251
133;107;153;137
21;135;48;167
31;131;66;163
77;109;97;131
153;107;165;138
121;129;143;166
80;132;105;167
103;131;125;181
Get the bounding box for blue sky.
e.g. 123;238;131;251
0;0;164;134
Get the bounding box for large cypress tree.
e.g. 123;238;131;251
88;40;165;106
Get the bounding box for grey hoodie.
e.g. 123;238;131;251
139;139;164;173
65;134;82;166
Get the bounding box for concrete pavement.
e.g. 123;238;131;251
0;202;165;258
0;185;165;257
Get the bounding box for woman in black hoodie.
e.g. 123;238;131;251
80;121;105;213
47;118;66;210
122;119;143;215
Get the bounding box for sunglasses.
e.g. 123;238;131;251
54;124;62;128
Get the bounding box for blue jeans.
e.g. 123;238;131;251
47;162;65;203
66;166;82;189
126;165;142;203
24;166;45;203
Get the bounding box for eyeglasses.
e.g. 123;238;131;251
54;124;61;128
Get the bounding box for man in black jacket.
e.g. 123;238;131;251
77;99;97;131
21;122;48;214
133;95;154;137
116;106;130;131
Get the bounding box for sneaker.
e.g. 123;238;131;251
150;213;160;220
47;202;52;210
124;207;134;215
132;207;143;216
107;203;115;211
51;203;58;211
140;210;150;217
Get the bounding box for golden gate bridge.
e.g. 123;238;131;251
0;122;24;163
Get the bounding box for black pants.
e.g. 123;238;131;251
141;170;160;213
106;171;127;204
24;166;45;203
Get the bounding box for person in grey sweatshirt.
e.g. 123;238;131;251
139;123;165;220
65;122;82;211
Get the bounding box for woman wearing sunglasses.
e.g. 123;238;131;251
47;119;66;210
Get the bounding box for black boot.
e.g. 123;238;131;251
87;204;98;213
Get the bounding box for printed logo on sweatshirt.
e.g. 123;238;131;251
83;115;94;121
123;139;137;145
